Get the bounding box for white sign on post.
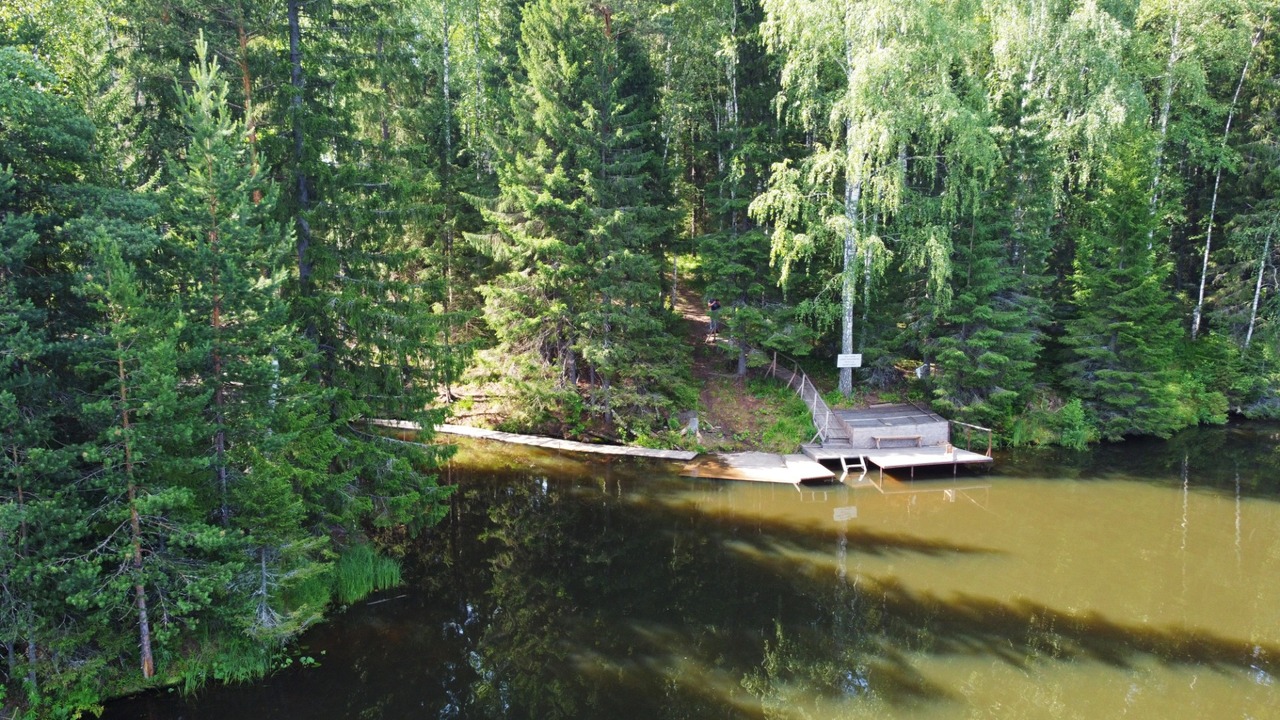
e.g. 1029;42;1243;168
836;354;863;368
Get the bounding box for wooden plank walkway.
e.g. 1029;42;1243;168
680;452;834;484
369;420;698;461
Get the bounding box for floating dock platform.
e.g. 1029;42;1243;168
802;444;993;479
865;446;992;478
680;452;835;484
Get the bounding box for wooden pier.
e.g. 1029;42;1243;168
864;446;992;478
370;420;698;461
764;354;995;479
373;396;992;484
680;452;834;484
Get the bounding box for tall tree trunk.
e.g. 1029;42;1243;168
471;0;486;177
237;20;259;199
206;154;229;526
840;121;861;398
288;0;314;314
1147;7;1181;249
727;0;745;378
25;635;36;689
117;349;155;679
256;548;273;627
1192;25;1262;339
1245;226;1273;349
861;209;876;349
16;472;34;690
838;5;862;398
442;0;458;400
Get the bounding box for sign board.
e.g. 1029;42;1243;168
836;354;863;369
833;506;858;522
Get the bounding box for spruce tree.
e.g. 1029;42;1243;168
278;0;454;529
929;83;1055;432
1060;138;1187;440
475;0;683;432
0;47;100;704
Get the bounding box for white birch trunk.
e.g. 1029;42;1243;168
1245;227;1272;349
839;4;860;398
1192;26;1261;339
841;119;861;397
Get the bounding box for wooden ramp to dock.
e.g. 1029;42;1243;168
371;420;698;461
680;452;835;484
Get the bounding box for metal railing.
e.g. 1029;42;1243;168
768;352;852;445
950;420;994;457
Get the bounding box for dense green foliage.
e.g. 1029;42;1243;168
2;0;1280;713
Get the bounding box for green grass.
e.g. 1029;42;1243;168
747;379;816;452
335;544;403;605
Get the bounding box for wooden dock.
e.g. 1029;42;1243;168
865;446;992;478
372;413;987;484
680;452;835;484
370;420;698;461
764;353;995;479
798;444;992;480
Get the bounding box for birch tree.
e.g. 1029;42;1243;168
751;0;993;396
1190;13;1267;338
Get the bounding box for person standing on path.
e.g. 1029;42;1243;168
708;298;721;334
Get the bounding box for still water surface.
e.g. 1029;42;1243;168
104;424;1280;719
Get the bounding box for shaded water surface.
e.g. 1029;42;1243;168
103;424;1280;719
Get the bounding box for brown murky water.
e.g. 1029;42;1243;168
103;423;1280;719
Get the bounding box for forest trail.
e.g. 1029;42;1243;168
673;285;778;449
673;284;717;381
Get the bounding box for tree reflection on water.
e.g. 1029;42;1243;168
101;427;1280;720
413;452;1279;719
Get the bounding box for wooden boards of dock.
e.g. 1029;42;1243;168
374;419;831;483
679;452;835;484
372;418;989;484
371;420;698;461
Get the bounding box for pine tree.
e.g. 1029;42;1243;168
163;34;342;644
73;226;235;682
162;33;288;525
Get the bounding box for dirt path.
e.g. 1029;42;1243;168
673;286;776;449
673;285;719;382
442;284;807;451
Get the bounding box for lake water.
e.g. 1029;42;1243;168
102;423;1280;719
